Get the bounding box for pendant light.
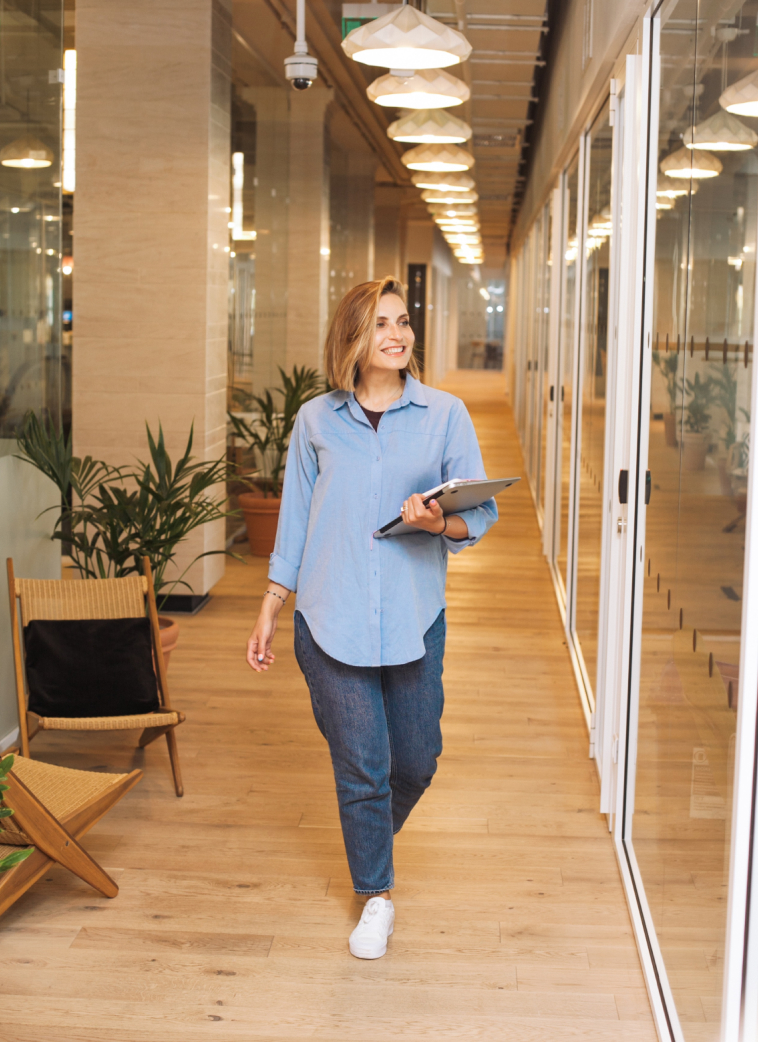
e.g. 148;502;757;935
342;5;471;70
368;69;470;109
720;69;758;117
683;109;757;151
0;134;53;169
402;142;474;172
427;202;478;216
422;189;478;204
388;108;471;144
660;146;722;179
412;170;475;192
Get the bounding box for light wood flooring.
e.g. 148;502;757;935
0;371;655;1041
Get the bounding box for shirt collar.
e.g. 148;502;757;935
328;374;428;411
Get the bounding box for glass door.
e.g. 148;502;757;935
627;2;758;1035
553;156;580;601
572;102;614;697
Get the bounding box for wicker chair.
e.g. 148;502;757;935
0;755;142;917
6;557;185;796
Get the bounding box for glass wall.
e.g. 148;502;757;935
512;201;551;518
634;1;756;1033
555;156;579;594
574;103;613;692
0;0;63;452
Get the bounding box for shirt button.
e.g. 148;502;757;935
375;456;380;461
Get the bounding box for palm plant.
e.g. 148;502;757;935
0;755;33;874
228;365;326;497
652;350;680;414
16;413;235;597
681;372;714;435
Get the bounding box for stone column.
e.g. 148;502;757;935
74;0;232;597
240;86;290;394
345;152;376;286
286;89;333;374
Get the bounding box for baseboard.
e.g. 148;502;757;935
0;726;20;755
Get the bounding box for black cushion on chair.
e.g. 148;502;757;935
23;618;161;718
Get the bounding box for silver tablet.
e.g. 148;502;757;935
373;477;520;538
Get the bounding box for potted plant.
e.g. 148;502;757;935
710;364;750;493
680;371;714;471
652;349;680;447
15;414;235;666
229;366;325;556
0;754;33;874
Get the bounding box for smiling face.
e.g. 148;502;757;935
363;292;415;376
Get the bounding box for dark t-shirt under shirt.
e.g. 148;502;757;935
360;405;384;431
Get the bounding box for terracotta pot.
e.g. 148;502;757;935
663;412;678;448
158;615;179;668
681;430;709;472
239;491;282;557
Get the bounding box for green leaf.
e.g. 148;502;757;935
0;848;33;872
0;807;15;818
0;754;14;774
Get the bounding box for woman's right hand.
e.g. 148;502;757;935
246;585;290;672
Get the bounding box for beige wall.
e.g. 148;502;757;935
74;0;232;596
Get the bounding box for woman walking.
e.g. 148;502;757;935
246;276;497;959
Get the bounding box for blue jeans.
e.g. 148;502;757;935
294;609;446;894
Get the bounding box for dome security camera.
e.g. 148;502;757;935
284;0;318;91
285;52;318;91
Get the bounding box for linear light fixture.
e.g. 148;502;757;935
231;152;257;240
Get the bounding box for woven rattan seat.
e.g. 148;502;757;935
0;754;142;917
7;557;185;797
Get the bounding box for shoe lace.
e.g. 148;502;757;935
362;898;384;922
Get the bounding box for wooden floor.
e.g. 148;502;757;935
1;371;655;1041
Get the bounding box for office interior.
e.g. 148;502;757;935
1;0;758;1039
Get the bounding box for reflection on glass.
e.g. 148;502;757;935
0;2;63;454
635;2;755;1033
575;103;613;690
556;157;579;591
539;200;553;519
228;88;258;408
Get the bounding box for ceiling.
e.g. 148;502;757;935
426;0;548;267
233;0;549;268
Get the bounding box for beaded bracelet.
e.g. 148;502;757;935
264;589;287;604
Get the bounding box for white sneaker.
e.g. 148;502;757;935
349;897;395;959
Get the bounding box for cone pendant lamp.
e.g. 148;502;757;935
0;134;53;169
720;69;758;117
411;170;475;191
367;69;470;109
388;108;471;144
683;109;757;151
401;142;474;172
342;5;472;70
660;146;722;179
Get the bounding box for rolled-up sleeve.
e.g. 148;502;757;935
268;413;318;591
441;398;498;554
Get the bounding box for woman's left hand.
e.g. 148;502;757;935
402;494;446;534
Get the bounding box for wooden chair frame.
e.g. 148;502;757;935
6;556;185;796
0;758;142;917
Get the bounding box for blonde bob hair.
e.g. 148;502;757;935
324;276;420;391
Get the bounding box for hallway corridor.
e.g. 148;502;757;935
1;373;655;1040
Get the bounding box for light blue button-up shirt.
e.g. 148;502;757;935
268;375;498;667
